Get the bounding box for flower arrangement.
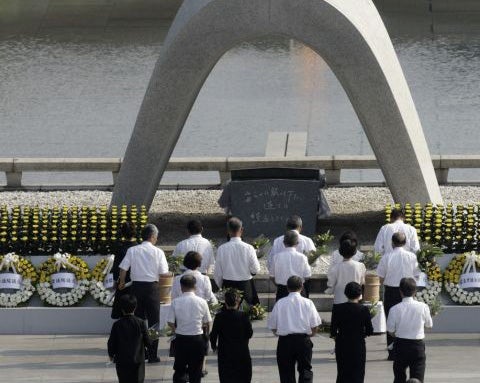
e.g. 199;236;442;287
90;255;115;306
214;288;267;321
251;235;271;259
37;253;91;306
166;254;184;275
361;251;382;271
0;205;148;256
415;244;443;306
444;252;480;305
0;253;38;307
308;230;334;265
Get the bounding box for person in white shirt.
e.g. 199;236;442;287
387;278;433;383
168;275;213;383
268;276;322;383
374;208;420;255
118;224;169;363
171;251;217;304
329;231;364;271
376;232;421;359
327;239;366;305
214;217;260;305
270;230;312;301
267;215;316;274
172;219;215;274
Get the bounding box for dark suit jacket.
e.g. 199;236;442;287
330;302;374;341
108;315;150;364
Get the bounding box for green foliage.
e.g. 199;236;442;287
308;230;334;265
166;254;184;275
361;251;382;271
250;235;271;259
428;297;443;317
416;243;443;273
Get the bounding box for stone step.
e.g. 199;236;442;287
258;293;334;312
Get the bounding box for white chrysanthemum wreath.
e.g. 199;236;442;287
37;253;90;306
0;253;38;307
90;255;116;306
444;252;480;305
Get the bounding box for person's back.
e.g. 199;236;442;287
272;292;319;334
377;247;419;287
122;241;168;282
374;209;420;255
329;260;366;304
331;302;372;340
273;248;311;285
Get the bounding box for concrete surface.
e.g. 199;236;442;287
0;320;478;383
112;0;443;209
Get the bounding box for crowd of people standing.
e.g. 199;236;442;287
107;209;433;383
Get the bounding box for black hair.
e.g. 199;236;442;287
286;215;302;230
224;290;238;307
344;282;362;300
283;230;299;247
399;277;416;297
287;275;303;292
119;294;137;314
390;208;404;221
392;232;407;247
120;221;136;239
339;230;358;246
227;217;243;233
339;239;356;259
183;251;202;270
187;219;203;235
141;224;158;241
180;274;196;290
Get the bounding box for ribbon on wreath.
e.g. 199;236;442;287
462;251;480;274
0;253;19;274
54;252;80;272
102;254;115;276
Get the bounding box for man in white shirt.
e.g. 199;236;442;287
270;230;312;301
118;224;169;363
168;275;212;383
267;215;316;274
374;208;420;255
327;239;366;305
376;232;421;359
214;217;260;304
387;278;433;383
172;219;215;274
268;276;321;383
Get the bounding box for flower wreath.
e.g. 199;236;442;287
415;261;443;305
0;253;38;307
37;253;90;306
444;252;480;305
90;255;116;306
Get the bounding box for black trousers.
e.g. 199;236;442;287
335;338;366;383
393;338;426;383
132;281;160;360
384;285;402;353
116;362;145;383
277;334;313;383
223;279;259;305
173;334;205;383
276;284;307;302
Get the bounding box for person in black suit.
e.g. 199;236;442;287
108;294;150;383
330;281;374;383
111;221;137;319
210;290;253;383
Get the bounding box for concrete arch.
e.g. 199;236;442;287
112;0;443;208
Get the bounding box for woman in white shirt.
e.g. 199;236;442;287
327;239;366;305
329;231;364;271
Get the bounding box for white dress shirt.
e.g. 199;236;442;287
327;259;366;304
374;220;420;255
172;234;215;274
268;292;321;336
329;249;364;271
214;237;260;288
171;269;217;304
267;230;316;273
376;247;421;287
119;241;169;282
270;247;312;285
386;297;433;339
167;292;212;336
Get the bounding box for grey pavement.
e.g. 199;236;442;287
0;320;479;383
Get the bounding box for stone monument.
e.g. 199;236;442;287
112;0;443;208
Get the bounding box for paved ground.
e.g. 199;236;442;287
1;320;479;383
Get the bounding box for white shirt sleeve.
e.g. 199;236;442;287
309;301;322;328
171;276;181;300
267;304;278;330
158;251;169;275
249;246;261;275
410;227;420;253
119;248;132;271
327;264;337;289
172;242;181;258
376;254;387;279
374;226;386;255
213;252;223;288
424;304;433;329
386;306;397;333
267;237;281;273
167;300;176;324
303;257;312;279
203;300;213;324
412;257;421;277
204;244;215;272
204;275;217;304
360;263;366;285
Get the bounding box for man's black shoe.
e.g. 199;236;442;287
148;357;161;364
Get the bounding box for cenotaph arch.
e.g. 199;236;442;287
111;0;443;208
